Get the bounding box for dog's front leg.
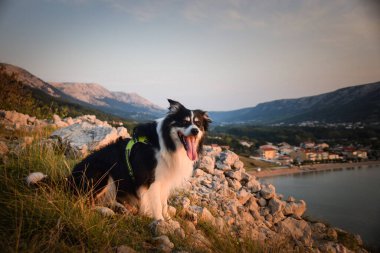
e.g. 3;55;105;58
147;182;164;220
160;186;171;221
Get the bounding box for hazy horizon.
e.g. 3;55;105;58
1;0;380;111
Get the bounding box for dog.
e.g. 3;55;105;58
64;99;211;220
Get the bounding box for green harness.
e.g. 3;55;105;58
125;135;148;181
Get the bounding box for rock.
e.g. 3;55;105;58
260;184;276;200
53;114;68;128
0;141;9;155
268;198;285;215
215;161;231;171
233;160;244;170
168;205;177;217
224;170;242;181
116;127;129;138
199;207;215;224
326;227;338;241
182;220;197;235
219;150;239;166
0;110;29;126
276;217;313;247
188;231;212;249
258;197;267;207
283;200;306;217
115;245;137;253
246;178;261;193
237;189;251;205
287;196;296;202
151;235;174;252
198;155;215;174
245;196;259;212
215;217;225;232
189;206;215;225
226;178;242;191
64;117;74;125
150;219;181;237
193;168;205;177
50;122;130;157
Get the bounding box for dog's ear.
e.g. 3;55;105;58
203;112;212;124
200;111;212;131
168;99;184;113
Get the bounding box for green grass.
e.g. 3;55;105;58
0;126;279;252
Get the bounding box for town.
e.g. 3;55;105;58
209;139;370;167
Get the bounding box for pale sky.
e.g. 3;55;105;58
1;0;379;111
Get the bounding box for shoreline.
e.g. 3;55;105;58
249;160;380;178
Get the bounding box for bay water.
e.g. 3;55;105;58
260;165;380;248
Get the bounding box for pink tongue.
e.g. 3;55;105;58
185;136;197;161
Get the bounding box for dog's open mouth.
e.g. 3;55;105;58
178;131;198;161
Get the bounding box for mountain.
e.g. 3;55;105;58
50;82;165;120
0;63;133;122
210;81;380;125
0;63;165;121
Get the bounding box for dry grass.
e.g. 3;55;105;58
0;126;276;252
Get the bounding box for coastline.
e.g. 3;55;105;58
249;160;380;178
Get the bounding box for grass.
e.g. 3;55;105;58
0;126;279;252
239;156;278;172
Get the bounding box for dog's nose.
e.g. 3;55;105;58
191;128;199;136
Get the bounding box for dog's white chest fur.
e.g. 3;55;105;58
138;119;195;220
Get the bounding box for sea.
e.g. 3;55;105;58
260;164;380;248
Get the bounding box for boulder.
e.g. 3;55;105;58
150;219;182;237
0;110;29;126
245;196;259;212
233;160;244;170
246;178;262;193
260;184;276;200
198;155;215;174
50;122;129;157
283;200;306;217
224;170;242;181
276;217;313;247
237;189;251;205
53;114;68;128
268;198;285;215
151;235;174;252
219;150;239;166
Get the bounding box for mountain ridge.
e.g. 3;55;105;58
0;63;165;121
210;81;380;124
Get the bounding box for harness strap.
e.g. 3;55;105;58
125;136;148;181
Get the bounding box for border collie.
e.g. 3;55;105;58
59;99;211;220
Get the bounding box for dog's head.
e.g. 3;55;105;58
163;99;211;161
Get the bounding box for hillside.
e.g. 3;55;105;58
0;63;165;121
51;82;165;120
210;82;380;124
0;64;130;123
0;111;369;252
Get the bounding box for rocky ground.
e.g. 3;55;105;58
0;110;368;253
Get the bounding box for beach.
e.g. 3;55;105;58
249;160;380;178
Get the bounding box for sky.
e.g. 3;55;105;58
0;0;380;111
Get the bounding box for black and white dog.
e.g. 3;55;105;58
64;99;211;220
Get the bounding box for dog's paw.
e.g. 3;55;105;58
112;202;130;215
93;206;115;217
